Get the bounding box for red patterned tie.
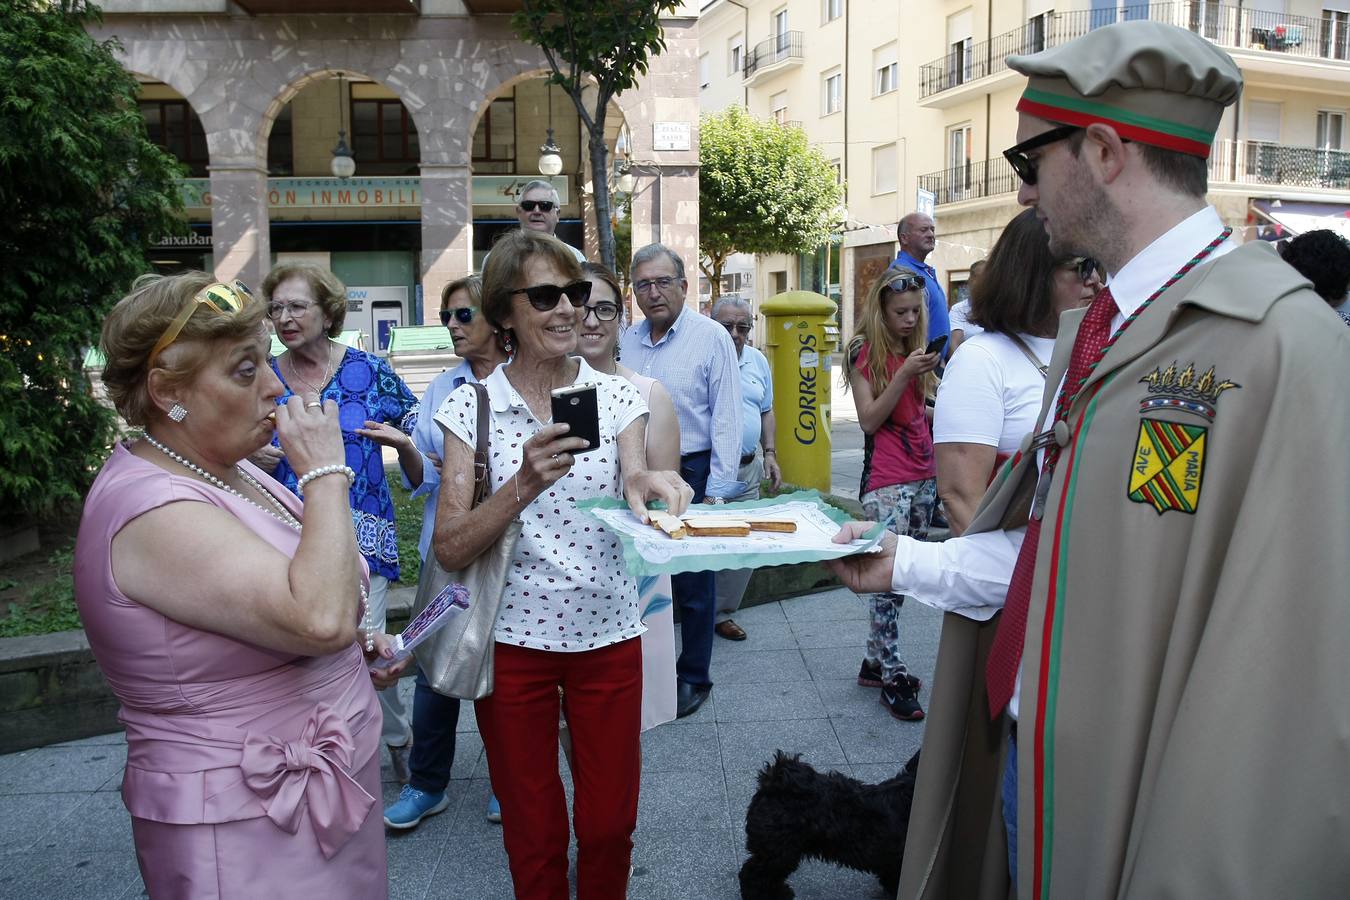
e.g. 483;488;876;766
985;287;1117;719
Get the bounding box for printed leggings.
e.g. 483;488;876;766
860;478;937;684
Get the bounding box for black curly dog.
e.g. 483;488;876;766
739;749;920;899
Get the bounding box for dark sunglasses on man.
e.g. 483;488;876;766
518;200;555;213
1004;125;1132;185
722;321;752;335
511;280;592;312
439;306;475;327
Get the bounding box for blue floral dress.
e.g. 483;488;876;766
270;346;419;582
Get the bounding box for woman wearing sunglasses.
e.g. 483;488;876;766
258;262;422;768
382;274;511;830
73;272;408;898
432;231;690;899
934;208;1102;536
844;266;943;722
576;261;681;731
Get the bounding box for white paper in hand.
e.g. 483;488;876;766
371;582;471;669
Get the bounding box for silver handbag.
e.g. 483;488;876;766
411;383;520;700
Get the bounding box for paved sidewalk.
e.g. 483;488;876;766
0;588;942;899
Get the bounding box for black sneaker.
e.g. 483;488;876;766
859;660;922;692
857;659;883;687
880;676;925;721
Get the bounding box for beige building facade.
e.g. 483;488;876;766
701;0;1350;341
92;0;701;340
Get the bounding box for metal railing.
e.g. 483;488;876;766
744;31;804;80
1209;139;1350;190
920;3;1350;98
916;157;1020;206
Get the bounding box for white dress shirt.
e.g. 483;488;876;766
890;206;1236;719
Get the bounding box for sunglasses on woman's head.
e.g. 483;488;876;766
440;306;475;327
518;200;555;213
148;280;253;367
511;280;592;312
886;274;926;294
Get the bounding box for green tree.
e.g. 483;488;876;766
0;0;185;520
700;106;844;301
512;0;681;272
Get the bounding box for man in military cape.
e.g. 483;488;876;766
830;20;1350;898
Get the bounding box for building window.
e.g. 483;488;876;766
1317;110;1345;150
774;7;790;54
947;123;974;198
947;9;974;86
267;105;294;176
729;33;744;73
1026;12;1051;54
824;0;843;23
771;91;789;125
471;97;516;174
1325;10;1349;60
873;142;897;195
874;42;898;95
352;98;420;168
822;68;843;116
831;158;843;183
700;53;710;89
139;99;209;176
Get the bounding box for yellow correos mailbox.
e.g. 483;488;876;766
760;291;840;492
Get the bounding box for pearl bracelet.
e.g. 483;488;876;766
296;464;355;495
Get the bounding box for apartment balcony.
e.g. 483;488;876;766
919;2;1350;108
744;32;805;86
917;157;1020;207
1209;139;1350;194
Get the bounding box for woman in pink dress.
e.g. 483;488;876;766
74;272;409;898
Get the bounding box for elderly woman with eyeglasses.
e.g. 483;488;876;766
73;272;409;898
433;231;691;899
382;274;510;831
258;262;422;770
934;208;1101;536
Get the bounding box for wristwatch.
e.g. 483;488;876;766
709;496;726;505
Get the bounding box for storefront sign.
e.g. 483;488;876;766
151;231;212;249
653;122;692;151
471;175;570;206
181;177;421;210
180;175;571;210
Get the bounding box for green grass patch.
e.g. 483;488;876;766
389;468;424;587
0;547;80;638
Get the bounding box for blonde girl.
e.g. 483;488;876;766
844;266;942;721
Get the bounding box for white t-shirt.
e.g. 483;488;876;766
948;300;983;338
933;331;1054;456
434;357;648;652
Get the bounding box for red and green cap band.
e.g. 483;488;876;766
1018;85;1217;158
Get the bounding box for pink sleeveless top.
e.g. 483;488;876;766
73;443;380;859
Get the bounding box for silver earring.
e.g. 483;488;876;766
168;403;188;423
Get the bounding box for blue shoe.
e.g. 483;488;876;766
383;785;450;830
486;793;502;824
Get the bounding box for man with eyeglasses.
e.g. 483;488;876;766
827;20;1350;898
709;298;783;643
888;212;951;355
620;243;743;718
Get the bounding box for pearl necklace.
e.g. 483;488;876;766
142;432;302;530
140;432;374;652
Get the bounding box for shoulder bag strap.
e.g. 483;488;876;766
469;382;491;508
1007;333;1049;378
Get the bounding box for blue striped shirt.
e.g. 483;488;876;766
402;359;477;562
620;307;744;498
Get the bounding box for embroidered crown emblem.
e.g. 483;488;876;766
1138;362;1240;421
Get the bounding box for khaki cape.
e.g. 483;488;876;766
899;240;1350;899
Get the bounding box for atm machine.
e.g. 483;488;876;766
345;285;407;356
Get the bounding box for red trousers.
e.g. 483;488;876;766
475;638;642;900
